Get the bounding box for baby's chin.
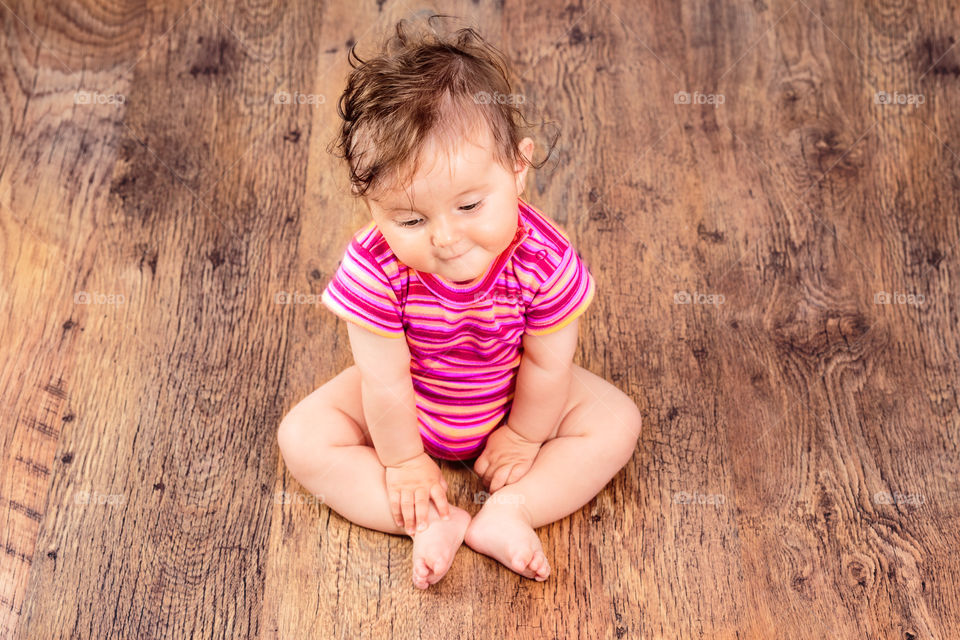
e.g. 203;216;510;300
437;264;483;284
440;250;500;282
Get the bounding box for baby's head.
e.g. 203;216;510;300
333;14;556;283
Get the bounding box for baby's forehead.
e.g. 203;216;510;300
371;142;504;201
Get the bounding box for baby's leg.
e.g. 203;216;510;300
277;365;472;589
464;364;642;579
497;365;642;528
277;365;409;535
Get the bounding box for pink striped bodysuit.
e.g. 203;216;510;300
320;197;596;460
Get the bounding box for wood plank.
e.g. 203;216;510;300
0;0;146;636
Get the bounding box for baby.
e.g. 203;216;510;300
278;15;642;590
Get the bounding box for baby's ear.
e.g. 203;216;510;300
514;137;535;194
516;137;535;170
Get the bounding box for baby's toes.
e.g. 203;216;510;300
509;548;536;577
427;551;451;583
525;550;547;580
412;558;431;587
531;552;550;580
527;551;544;572
413;557;429;577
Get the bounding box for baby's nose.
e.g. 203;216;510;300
431;221;459;248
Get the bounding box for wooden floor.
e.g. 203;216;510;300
2;0;958;637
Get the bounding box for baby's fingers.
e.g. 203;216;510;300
489;464;514;494
414;487;429;532
389;491;403;529
473;455;489;482
401;489;416;533
507;461;531;486
430;483;451;520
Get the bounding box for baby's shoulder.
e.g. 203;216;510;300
516;202;580;282
518;200;576;254
342;223;409;283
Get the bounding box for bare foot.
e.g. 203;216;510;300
463;497;550;581
409;505;472;590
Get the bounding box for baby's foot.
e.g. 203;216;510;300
463;497;550;581
410;506;472;590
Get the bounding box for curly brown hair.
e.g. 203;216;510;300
331;13;558;203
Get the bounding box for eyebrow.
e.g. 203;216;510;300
378;184;489;214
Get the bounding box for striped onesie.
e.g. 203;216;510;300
321;197;596;460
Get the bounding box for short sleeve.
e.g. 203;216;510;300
320;240;405;338
524;245;596;336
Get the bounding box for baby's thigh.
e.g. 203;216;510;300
278;365;373;451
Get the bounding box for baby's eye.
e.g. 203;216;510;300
397;218;422;228
460;200;483;211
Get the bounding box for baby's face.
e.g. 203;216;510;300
364;127;534;284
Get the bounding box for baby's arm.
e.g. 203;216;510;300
345;321;422;465
345;322;450;532
507;317;582;443
474;318;581;491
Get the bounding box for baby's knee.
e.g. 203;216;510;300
277;412;305;465
608;398;642;462
622;400;642;440
601;388;642;441
277;384;365;475
277;407;329;473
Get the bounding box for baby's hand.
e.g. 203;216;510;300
474;424;542;493
384;452;451;535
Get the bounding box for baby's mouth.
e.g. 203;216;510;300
441;247;470;261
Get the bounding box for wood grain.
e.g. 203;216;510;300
1;0;957;638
